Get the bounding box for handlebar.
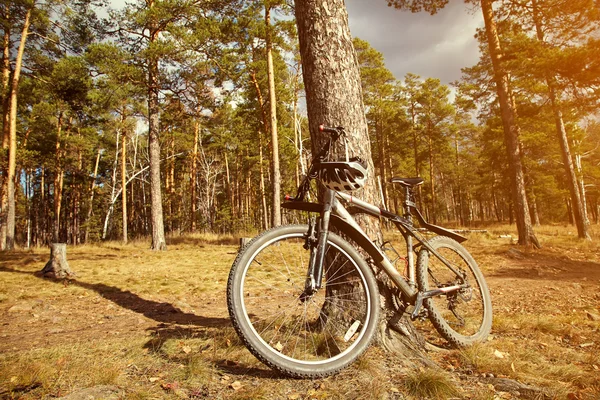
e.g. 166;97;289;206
285;124;346;202
318;125;345;140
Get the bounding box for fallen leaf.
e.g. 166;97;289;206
230;381;243;391
494;350;505;359
149;377;160;383
161;382;179;391
182;345;192;354
511;362;515;372
288;393;301;400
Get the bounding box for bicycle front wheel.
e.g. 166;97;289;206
417;236;492;347
227;224;379;378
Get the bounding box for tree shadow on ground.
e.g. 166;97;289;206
490;252;600;282
166;236;239;247
0;266;230;328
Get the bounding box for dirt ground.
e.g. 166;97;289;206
0;229;599;399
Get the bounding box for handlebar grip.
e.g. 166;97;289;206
318;125;345;136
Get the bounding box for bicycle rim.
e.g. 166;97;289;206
419;237;491;345
236;231;374;367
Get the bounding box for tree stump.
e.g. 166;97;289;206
41;243;74;279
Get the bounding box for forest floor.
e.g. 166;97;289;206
0;225;599;400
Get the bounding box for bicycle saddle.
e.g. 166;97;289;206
390;177;424;187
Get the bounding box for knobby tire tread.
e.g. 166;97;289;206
227;224;380;378
416;236;492;348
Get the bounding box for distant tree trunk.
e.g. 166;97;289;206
85;149;101;243
250;70;271;231
258;132;269;230
480;0;540;248
0;8;10;250
530;183;541;227
427;132;436;224
53;113;66;242
190;119;199;232
121;128;128;244
265;6;281;228
147;0;166;250
566;198;574;225
295;0;431;367
5;3;33;249
531;0;589;240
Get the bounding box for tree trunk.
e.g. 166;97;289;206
0;14;9;249
85;149;101;243
480;0;540;248
295;0;429;368
121;127;128;244
250;70;271;231
5;4;33;249
265;6;281;228
190;119;199;232
53;113;65;242
147;0;166;250
531;0;589;240
41;243;73;279
428;132;436;224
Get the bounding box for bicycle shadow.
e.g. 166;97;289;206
0;266;282;379
0;266;230;328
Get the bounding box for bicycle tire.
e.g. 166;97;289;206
227;224;380;378
416;236;492;347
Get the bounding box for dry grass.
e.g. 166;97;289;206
1;224;599;399
402;367;459;399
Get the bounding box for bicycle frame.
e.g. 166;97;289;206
282;188;470;314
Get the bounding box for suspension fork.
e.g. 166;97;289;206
305;189;335;293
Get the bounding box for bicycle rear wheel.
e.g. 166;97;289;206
227;224;379;378
416;236;492;347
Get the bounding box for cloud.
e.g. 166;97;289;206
346;0;483;84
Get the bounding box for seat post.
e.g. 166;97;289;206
403;186;412;220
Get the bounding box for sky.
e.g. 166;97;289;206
344;0;484;85
107;0;484;86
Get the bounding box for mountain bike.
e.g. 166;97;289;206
227;125;492;378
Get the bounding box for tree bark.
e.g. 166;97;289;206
295;0;429;368
480;0;540;248
41;243;73;279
